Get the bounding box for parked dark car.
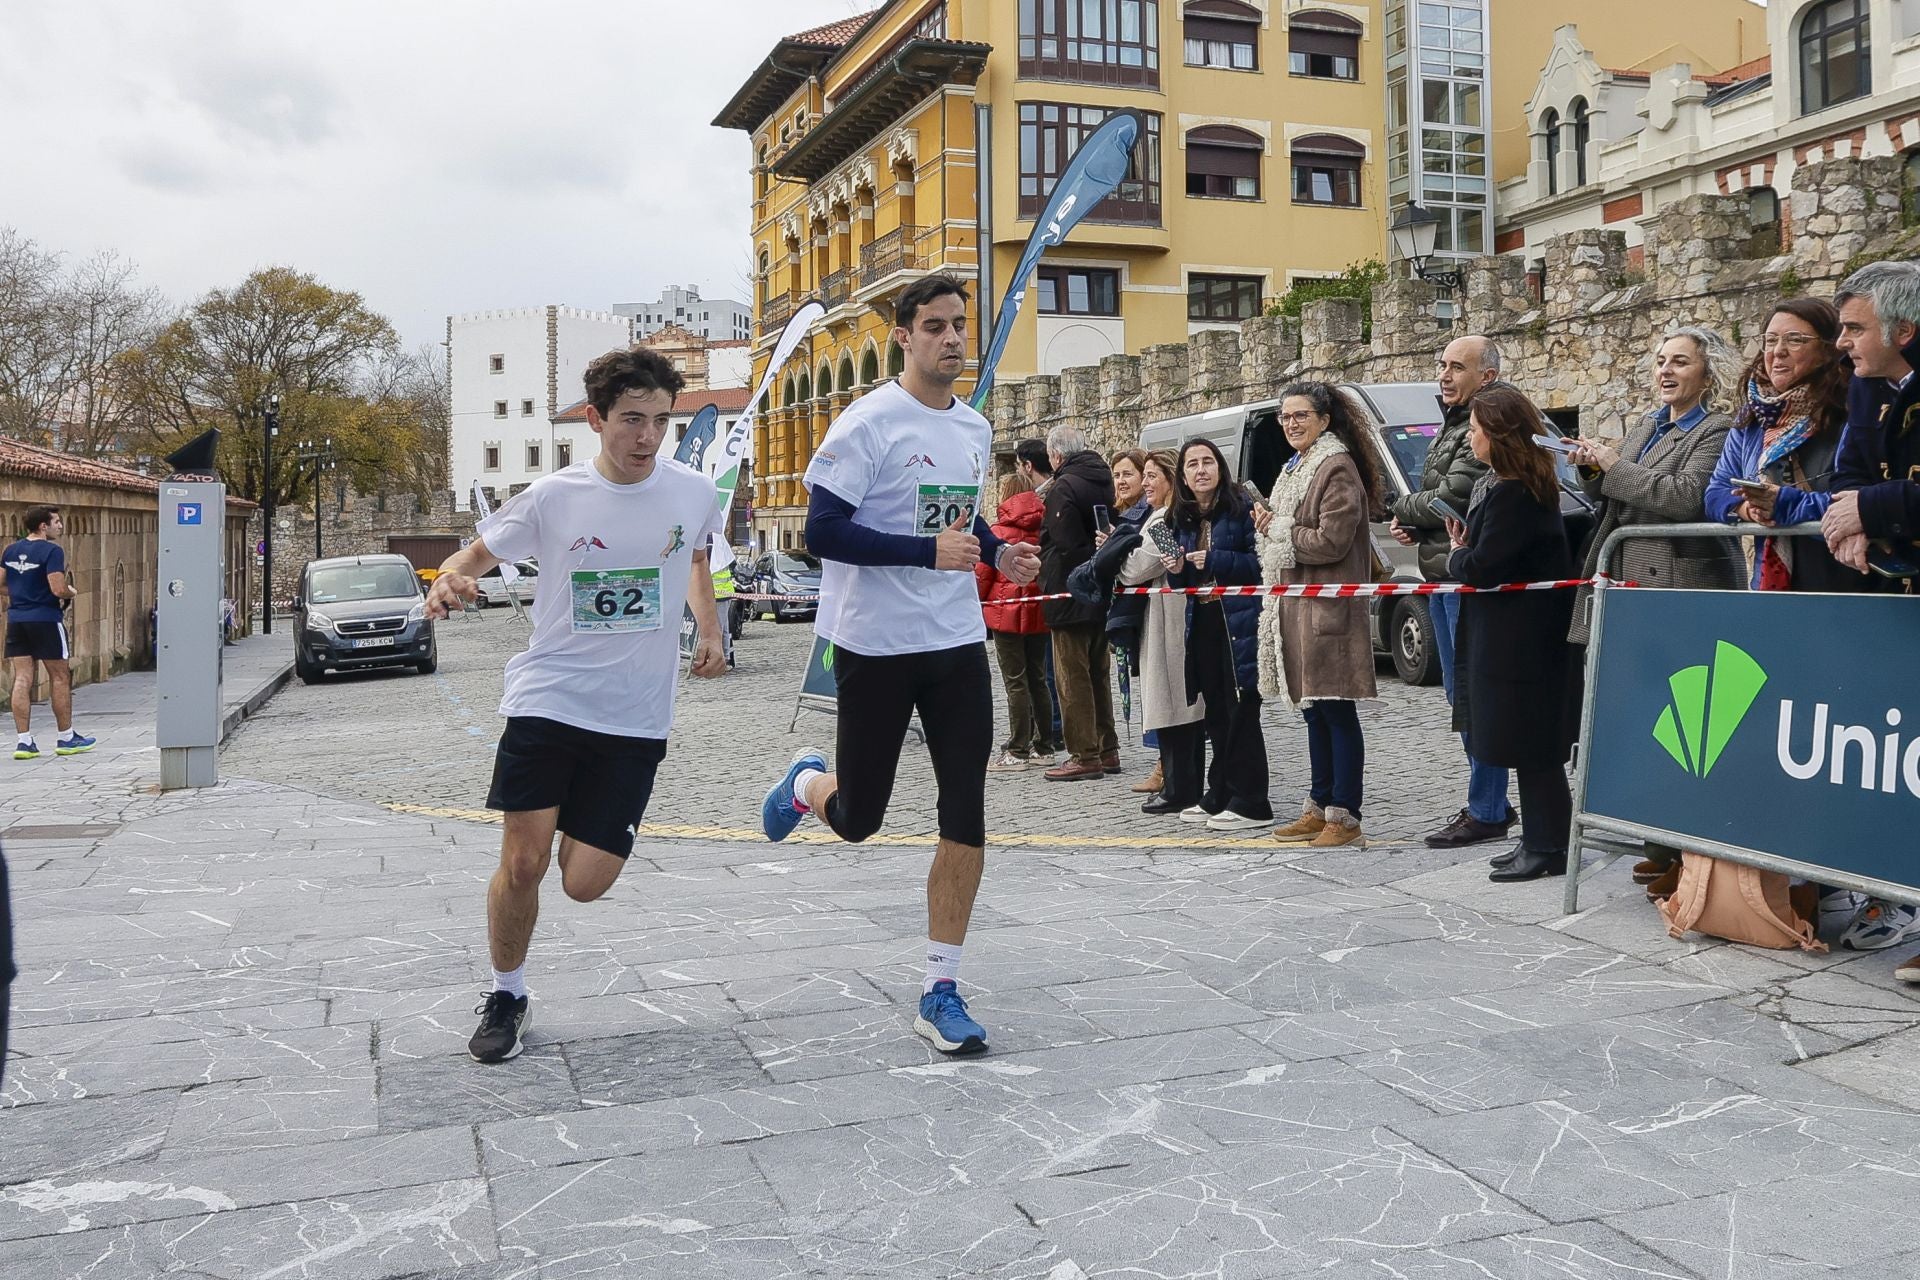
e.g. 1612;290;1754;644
743;551;822;623
295;554;437;683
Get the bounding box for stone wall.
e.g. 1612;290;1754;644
266;489;477;606
986;156;1920;470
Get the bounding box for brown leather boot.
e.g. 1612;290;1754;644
1271;801;1326;845
1131;762;1164;794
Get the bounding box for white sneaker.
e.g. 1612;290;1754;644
1205;810;1268;833
1179;805;1213;824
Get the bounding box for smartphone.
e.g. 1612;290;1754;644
1729;477;1774;497
1093;504;1111;533
1531;434;1578;455
1147;520;1183;558
1867;545;1920;579
1242;480;1268;508
1429;497;1465;524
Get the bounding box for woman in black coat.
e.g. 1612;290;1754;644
1165;437;1272;831
1440;385;1578;882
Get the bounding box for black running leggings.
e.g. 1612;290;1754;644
826;641;994;848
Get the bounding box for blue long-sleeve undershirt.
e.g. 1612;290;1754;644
806;484;1006;569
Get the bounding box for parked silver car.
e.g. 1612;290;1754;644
474;560;538;608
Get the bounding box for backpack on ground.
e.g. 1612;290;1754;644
1655;852;1827;953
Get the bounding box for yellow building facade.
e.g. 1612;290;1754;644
717;0;1764;550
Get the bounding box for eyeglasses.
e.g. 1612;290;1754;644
1761;333;1822;351
1278;412;1322;426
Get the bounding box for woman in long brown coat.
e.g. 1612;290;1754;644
1253;381;1387;848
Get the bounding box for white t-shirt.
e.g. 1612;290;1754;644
477;459;722;738
804;379;993;657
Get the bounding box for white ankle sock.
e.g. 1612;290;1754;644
17;733;32;746
792;767;824;813
923;939;963;993
492;965;526;999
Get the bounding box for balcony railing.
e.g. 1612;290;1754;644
822;268;852;309
761;290;795;335
858;224;924;289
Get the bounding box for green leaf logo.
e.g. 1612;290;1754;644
1651;641;1768;778
822;643;835;672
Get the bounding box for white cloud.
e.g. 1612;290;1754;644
0;0;871;347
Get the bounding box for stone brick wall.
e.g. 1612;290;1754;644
267;489;477;606
986;157;1920;455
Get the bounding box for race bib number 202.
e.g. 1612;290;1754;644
917;483;979;536
570;567;662;633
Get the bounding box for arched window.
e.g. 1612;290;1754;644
781;376;795;409
1185;0;1261;70
1800;0;1871;115
1747;186;1783;256
1289;133;1364;207
1186;124;1263;199
1287;9;1361;80
797;370;812;401
837;354;855;392
859;346;880;385
755;144;768;199
1568;97;1590;187
816;361;833;397
886;341;905;377
1541;108;1561;195
757;249;770;307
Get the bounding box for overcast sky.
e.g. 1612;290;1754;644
0;0;869;350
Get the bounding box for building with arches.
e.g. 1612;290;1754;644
718;1;1759;549
1497;4;1920;270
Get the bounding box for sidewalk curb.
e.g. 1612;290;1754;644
220;659;296;742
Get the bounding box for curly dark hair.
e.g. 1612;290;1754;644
583;347;685;417
1469;386;1560;509
1171;437;1247;531
1277;381;1386;515
1733;297;1849;437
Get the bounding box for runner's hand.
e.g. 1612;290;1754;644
997;541;1041;585
933;511;981;571
689;634;727;678
425;572;476;619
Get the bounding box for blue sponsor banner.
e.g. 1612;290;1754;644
1584;587;1920;891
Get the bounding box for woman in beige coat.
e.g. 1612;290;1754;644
1119;452;1206;814
1253;382;1387;848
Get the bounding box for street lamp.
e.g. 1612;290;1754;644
294;438;333;559
262;394;279;634
1389;203;1464;292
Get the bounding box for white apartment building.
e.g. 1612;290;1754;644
448;306;633;510
613;284;752;342
1496;1;1920;263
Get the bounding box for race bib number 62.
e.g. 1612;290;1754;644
918;483;978;536
570;566;662;633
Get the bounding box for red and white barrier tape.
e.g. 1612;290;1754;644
731;575;1631;607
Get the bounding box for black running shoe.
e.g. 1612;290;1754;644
468;990;531;1063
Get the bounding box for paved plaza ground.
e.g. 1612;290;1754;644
5;613;1920;1278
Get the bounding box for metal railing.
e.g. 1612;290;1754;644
761;291;795;335
858;224;923;289
821;268;852;308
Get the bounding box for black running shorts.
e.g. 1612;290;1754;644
824;641;993;848
485;716;667;858
4;621;69;662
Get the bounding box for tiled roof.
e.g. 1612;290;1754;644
709;339;751;349
1700;54;1772;87
0;436;257;507
554;398;592;424
786;12;877;46
554;386;755;425
1602;67;1652;82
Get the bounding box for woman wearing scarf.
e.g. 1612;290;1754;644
1252;383;1386;849
1118;452;1204;814
1099;449;1161;794
1705;298;1865;592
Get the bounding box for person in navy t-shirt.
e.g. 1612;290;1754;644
4;506;92;760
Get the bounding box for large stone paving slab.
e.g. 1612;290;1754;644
8;620;1920;1275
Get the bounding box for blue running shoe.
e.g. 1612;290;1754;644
13;738;40;761
55;731;96;756
762;749;826;843
915;979;988;1055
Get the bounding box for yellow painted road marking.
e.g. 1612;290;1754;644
380;802;1313;850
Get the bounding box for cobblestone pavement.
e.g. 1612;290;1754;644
222;609;1465;848
8;624;1920;1278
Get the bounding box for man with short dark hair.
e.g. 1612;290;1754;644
1388;335;1513;848
426;346;729;1064
1038;423;1118;781
761;273;1040;1056
1015;438;1053;490
5;506;92;760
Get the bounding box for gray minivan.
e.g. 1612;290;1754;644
294;553;437;683
1137;383;1450;685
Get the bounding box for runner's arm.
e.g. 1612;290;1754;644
806;484;936;568
422;538;504;618
687;550;722;638
971;512;1007;565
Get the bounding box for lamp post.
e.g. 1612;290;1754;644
1389;202;1464;292
262;394;278;634
294;438;333;560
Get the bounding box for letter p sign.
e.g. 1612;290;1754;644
177;503;203;525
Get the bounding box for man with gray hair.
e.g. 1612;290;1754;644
1037;424;1119;780
1826;259;1920;967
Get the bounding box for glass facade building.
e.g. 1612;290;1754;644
1386;0;1491;258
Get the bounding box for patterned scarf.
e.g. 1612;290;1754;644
1746;377;1815;472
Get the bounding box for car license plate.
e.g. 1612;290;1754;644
350;637;393;649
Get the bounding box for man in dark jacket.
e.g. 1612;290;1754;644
1387;335;1514;848
1828;261;1920;600
1039;425;1118;780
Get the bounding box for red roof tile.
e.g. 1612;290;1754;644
1601;67;1652;82
554;398;591;424
1700;54;1772;87
0;436;256;507
553;386;755;425
785;11;878;46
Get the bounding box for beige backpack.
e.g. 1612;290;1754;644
1655;852;1828;953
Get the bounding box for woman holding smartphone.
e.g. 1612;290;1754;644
1703;298;1864;592
1443;386;1580;882
1101;449;1164;794
1119;452;1206;813
1162;439;1272;831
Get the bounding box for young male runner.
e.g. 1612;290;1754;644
760;274;1040;1055
425;348;729;1064
5;506;93;760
